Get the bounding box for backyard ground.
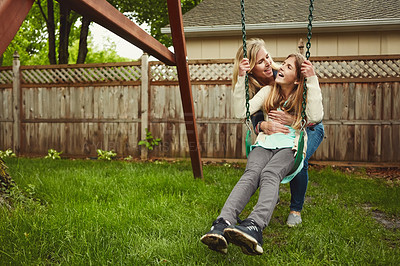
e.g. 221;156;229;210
0;158;399;265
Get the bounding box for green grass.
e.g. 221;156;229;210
1;158;399;265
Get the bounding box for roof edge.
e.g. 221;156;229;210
161;18;400;36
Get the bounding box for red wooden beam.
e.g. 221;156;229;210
0;0;34;55
167;0;203;179
61;0;176;65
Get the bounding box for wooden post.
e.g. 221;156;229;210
12;51;21;154
140;53;149;160
167;0;203;179
0;0;35;55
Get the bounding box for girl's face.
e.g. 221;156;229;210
251;48;273;85
275;56;298;87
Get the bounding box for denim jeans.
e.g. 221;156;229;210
289;123;325;212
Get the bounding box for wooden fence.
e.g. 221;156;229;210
0;53;399;164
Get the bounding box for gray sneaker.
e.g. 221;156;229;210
286;213;302;227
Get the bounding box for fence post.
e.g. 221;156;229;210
12;51;21;154
140;53;149;160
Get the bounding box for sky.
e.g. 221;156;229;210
90;22;148;61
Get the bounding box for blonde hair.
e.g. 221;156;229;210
232;38;279;98
263;53;306;130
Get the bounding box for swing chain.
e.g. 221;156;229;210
305;0;314;60
240;0;251;125
301;0;314;124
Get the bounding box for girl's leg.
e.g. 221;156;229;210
218;147;272;225
289;123;325;212
248;148;295;229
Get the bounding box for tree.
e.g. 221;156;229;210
1;0;203;65
119;0;203;47
37;0;56;64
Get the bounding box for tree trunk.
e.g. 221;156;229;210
47;0;57;64
58;2;71;64
76;16;91;64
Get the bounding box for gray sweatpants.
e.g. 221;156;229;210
218;147;295;229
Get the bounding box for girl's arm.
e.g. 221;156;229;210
304;76;324;124
301;60;324;124
232;75;271;118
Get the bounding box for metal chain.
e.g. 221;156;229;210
301;0;314;124
240;0;251;125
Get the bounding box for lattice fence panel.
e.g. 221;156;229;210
150;64;178;81
150;62;234;82
149;58;400;82
20;65;142;85
189;62;233;81
0;69;13;85
313;58;400;79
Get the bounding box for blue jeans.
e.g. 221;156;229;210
289;123;325;212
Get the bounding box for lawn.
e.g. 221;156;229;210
1;158;399;265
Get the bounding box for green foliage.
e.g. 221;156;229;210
96;149;117;161
44;149;62;160
1;0;203;66
138;128;161;151
124;155;133;161
0;149;16;159
112;0;203;47
68;38;131;64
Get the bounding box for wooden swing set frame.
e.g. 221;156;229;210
0;0;203;178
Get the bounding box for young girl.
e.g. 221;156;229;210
201;53;323;255
234;39;325;227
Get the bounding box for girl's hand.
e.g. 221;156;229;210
239;58;250;76
260;120;290;135
301;60;315;77
268;110;294;126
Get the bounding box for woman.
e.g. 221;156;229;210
234;38;325;227
201;53;323;255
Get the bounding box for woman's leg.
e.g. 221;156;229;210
248;148;295;229
289;123;325;212
218;147;272;225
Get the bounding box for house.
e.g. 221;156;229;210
162;0;400;59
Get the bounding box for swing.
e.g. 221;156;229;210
240;0;315;176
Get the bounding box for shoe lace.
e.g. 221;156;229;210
240;219;260;231
213;217;228;226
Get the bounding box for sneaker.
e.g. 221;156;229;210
286;213;302;227
200;218;230;254
224;218;263;255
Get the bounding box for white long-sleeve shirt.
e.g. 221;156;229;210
232;75;324;156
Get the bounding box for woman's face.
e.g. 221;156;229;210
251;48;273;85
275;56;298;87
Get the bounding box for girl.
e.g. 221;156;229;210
234;39;325;227
201;53;323;255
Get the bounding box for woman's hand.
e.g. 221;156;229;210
301;59;316;77
260;120;290;135
239;58;250;76
268;110;294;125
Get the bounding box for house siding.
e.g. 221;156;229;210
185;31;400;60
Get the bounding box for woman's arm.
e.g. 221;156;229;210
232;75;271;118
